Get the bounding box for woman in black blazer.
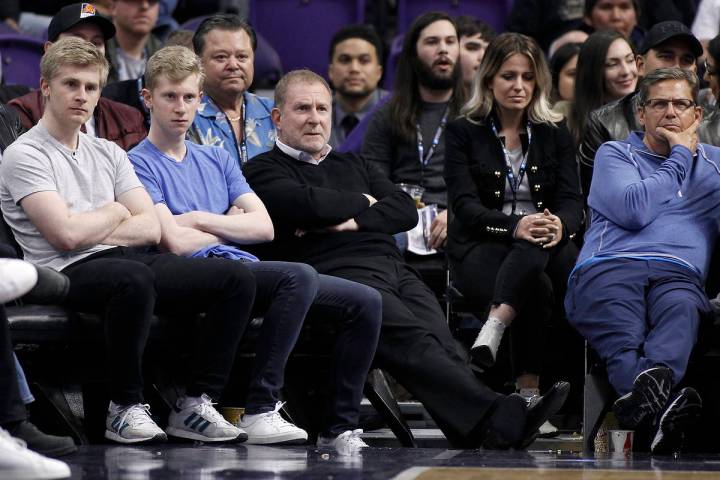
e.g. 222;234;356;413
444;33;583;407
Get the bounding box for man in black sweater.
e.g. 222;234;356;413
243;69;570;449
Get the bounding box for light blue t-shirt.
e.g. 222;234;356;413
129;139;252;215
129;139;258;261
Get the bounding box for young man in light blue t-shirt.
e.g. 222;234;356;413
129;46;382;453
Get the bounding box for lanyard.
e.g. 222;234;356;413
490;119;532;214
416;108;449;169
222;97;249;164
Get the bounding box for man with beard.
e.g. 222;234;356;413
327;25;387;148
362;12;464;252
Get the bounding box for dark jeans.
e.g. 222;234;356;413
320;255;504;448
566;258;710;396
0;305;26;425
308;275;381;436
61;247;256;405
243;261;318;414
239;261;381;435
451;239;577;376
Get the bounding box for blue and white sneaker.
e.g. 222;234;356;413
105;402;167;444
167;394;247;443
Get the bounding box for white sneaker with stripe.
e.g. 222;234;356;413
105;402;167;444
167;394;247;443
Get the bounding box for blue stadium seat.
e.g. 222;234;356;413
0;34;45;89
396;0;513;34
249;0;365;78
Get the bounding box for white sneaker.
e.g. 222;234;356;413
0;259;37;304
317;429;368;456
167;394;246;443
105;402;167;444
238;402;308;445
470;317;506;368
0;427;70;480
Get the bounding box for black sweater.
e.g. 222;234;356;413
242;147;418;272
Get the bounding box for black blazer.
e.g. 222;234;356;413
444;114;583;261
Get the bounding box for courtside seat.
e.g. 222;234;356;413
7;302;415;446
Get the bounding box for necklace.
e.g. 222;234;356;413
226;114;241;122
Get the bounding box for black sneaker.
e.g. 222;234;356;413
613;366;672;429
518;381;570;449
7;420;77;457
650;387;702;455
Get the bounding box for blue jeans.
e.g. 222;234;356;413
242;261;382;435
15;355;34;404
566;258;710;396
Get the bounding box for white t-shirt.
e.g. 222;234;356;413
692;0;720;40
0;123;143;270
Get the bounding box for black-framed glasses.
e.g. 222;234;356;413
705;59;718;77
643;98;695;113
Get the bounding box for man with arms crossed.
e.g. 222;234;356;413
129;46;382;453
0;37;257;445
244;69;571;450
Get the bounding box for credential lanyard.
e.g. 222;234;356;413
416;108;450;171
490;119;532;214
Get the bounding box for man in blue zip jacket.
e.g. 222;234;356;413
567;68;720;454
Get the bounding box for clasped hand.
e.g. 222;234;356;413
514;209;562;249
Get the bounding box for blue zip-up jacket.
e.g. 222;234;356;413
575;131;720;280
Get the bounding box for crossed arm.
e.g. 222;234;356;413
20;186;161;252
154;192;274;256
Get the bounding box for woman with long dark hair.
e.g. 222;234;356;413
550;42;582;105
444;33;583;413
569;30;637;144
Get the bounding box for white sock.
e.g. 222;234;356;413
517;387;540;399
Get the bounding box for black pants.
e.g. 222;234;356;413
451;239;578;376
0;305;25;425
61;247;256;405
319;255;502;447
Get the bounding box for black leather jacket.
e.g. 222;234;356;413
577;92;720;199
0;103;23;154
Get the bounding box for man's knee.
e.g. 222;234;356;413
216;261;257;300
112;262;156;299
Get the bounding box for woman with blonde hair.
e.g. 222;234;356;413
444;32;583;418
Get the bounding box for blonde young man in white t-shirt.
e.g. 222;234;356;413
0;37;258;445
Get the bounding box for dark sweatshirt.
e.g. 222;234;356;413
242;146;418;272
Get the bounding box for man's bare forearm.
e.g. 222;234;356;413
103;211;161;247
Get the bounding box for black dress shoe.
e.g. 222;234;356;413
480;394;527;450
7;421;77;457
518;381;570;449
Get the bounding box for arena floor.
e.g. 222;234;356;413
58;444;720;479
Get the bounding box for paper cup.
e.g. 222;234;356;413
220;406;245;426
609;429;633;455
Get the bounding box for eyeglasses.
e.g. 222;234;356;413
643;98;695;113
705;59;718;77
